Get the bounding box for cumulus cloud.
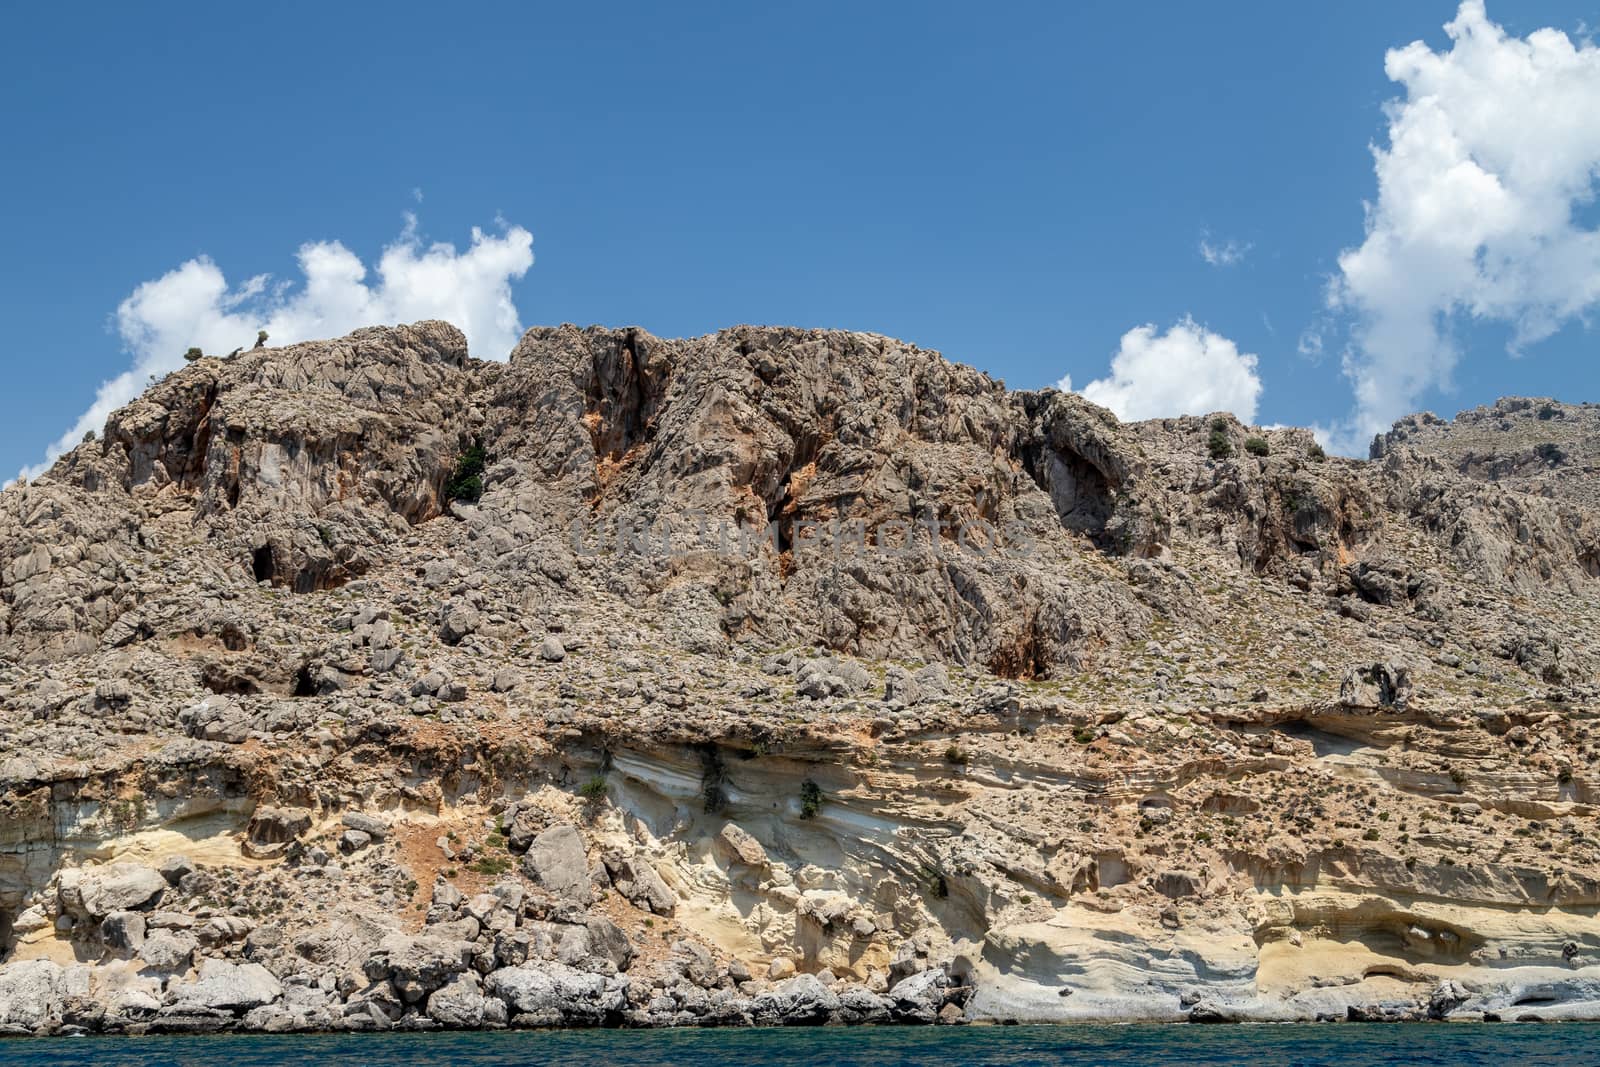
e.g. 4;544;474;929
1199;232;1251;267
24;216;533;479
1059;316;1263;423
1328;1;1600;452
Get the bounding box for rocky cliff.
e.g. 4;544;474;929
1;322;1597;1034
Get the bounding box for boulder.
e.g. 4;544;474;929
167;959;283;1014
835;984;893;1024
101;910;147;952
340;811;391;841
1339;661;1413;710
243;806;313;859
887;968;949;1024
62;863;166;920
602;853;677;915
363;931;476;1003
158;854;196;886
179;695;251;743
427;972;493;1028
0;960;68;1033
505;807;545;853
139;930;199;971
716;823;769;869
340;829;373;853
485;962;625;1026
521;824;591;903
751;973;839;1025
584;916;636;972
438;602;481;646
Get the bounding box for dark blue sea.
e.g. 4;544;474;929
1;1025;1597;1067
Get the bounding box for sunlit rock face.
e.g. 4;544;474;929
0;324;1597;1032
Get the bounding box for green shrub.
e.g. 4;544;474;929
1208;430;1232;459
1244;436;1270;457
183;346;204;362
1362;828;1381;841
580;774;608;800
1535;442;1568;466
1307;442;1326;461
798;779;823;819
1072;726;1097;744
944;745;967;765
471;855;512;876
445;440;487;503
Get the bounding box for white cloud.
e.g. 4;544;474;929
24;216;533;479
1062;316;1263;423
1199;232;1251;267
1297;325;1326;361
1328;0;1600;452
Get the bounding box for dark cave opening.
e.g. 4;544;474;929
251;545;276;584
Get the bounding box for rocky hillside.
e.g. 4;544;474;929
1376;396;1600;514
1;322;1598;1034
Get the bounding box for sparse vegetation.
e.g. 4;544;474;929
799;779;823;819
1307;441;1326;461
471;855;513;877
183;346;203;362
1535;442;1568;466
1208;419;1232;459
1244;436;1270;457
446;439;488;504
580;774;608;800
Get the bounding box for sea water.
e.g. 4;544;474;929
1;1024;1597;1067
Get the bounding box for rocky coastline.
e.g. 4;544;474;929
3;323;1599;1036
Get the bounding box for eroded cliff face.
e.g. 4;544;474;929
0;323;1597;1034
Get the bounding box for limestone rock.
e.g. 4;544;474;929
62;863;166;920
167;960;283;1014
485;962;624;1026
521;824;591;903
716;823;769;869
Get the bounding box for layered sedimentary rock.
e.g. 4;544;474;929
0;323;1597;1033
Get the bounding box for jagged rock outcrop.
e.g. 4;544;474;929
0;323;1597;1033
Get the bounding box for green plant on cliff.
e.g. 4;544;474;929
445;440;487;504
798;779;823;819
1208;418;1232;459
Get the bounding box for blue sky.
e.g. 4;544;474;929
3;1;1599;476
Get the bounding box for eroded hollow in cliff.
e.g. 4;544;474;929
200;664;263;697
1019;444;1117;549
584;328;668;463
251;545;276;584
987;630;1049;680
